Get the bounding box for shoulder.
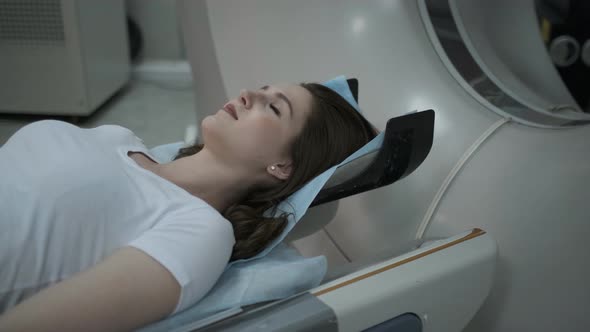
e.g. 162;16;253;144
177;198;235;238
177;203;236;246
128;204;235;313
130;203;235;276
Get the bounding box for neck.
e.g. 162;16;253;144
152;148;255;213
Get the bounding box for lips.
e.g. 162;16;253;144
223;103;238;120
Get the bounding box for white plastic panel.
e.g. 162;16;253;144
426;123;590;332
315;230;497;332
291;229;350;269
178;0;228;139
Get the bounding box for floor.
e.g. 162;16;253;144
0;78;197;148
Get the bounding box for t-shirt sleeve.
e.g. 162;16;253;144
127;209;235;315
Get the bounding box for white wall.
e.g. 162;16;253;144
125;0;185;60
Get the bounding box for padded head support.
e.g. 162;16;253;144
312;109;434;206
287;78;435;241
310;78;434;206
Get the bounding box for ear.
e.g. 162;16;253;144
267;161;293;181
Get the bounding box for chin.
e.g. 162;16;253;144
200;115;218;133
200;117;231;151
200;117;216;143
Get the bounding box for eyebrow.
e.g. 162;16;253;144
261;85;293;118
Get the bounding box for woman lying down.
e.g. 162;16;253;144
0;81;376;331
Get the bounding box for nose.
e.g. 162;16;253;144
239;89;252;109
239;89;266;109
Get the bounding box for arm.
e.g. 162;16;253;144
0;247;180;332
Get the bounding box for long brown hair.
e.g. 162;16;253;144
174;82;377;261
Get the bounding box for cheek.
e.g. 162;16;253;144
238;117;287;155
246;119;279;144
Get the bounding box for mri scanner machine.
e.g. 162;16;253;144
0;0;588;331
162;0;590;331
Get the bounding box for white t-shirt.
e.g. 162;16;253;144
0;120;235;315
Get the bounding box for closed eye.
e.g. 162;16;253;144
259;85;293;119
270;104;281;116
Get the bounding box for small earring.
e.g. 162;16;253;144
270;165;276;171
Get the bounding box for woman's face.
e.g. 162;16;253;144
202;83;313;177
